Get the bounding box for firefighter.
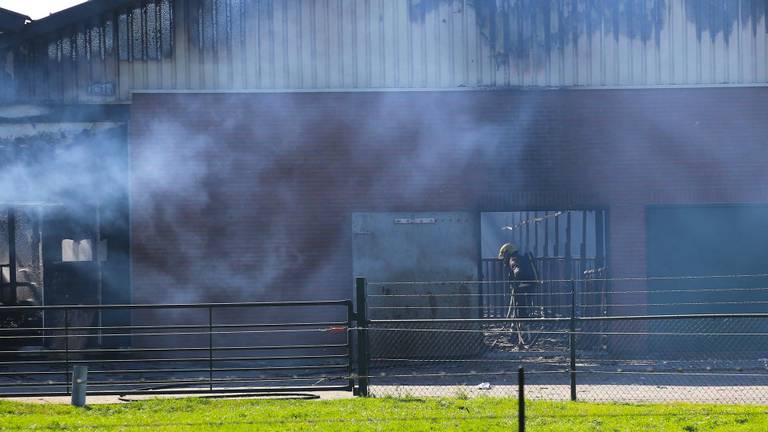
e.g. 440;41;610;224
497;243;537;286
499;243;543;347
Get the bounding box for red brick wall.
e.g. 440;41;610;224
129;88;768;311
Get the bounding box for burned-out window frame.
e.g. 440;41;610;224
40;0;173;64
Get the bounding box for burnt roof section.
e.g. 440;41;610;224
0;7;31;33
0;0;139;48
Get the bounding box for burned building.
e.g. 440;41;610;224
1;0;768;354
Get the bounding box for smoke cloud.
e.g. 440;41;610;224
128;91;540;304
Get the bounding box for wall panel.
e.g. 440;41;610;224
8;0;768;103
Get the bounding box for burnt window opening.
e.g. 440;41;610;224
75;30;86;59
46;20;112;63
118;0;175;62
104;19;114;54
40;0;173;64
190;0;244;56
130;6;143;61
62;239;89;262
61;239;108;262
118;12;129;60
146;2;159;60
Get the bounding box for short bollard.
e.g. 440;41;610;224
518;367;525;432
71;366;88;407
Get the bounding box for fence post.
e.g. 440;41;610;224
64;308;70;395
564;211;577;401
569;278;577;401
518;367;526;432
355;277;369;397
346;300;356;392
71;365;88;407
208;306;213;392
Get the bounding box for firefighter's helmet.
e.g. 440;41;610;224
498;243;519;260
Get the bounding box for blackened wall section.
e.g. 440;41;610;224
129;88;768;314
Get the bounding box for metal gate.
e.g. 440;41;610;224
0;300;354;397
480;210;609;320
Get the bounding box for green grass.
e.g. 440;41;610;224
0;397;766;431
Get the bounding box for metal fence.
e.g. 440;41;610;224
2;276;768;406
479;257;608;319
358;276;768;404
0;300;354;397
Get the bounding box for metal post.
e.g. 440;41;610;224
596;210;606;315
34;208;45;328
553;212;560;257
71;365;88;407
208;306;213;391
543;212;549;259
6;208;17;305
570;277;577;402
64;308;70;395
476;211;484;318
554;213;561;309
499;259;506;318
595;211;607;345
580;211;587;313
518;367;525;432
346;300;355;392
355;277;369;397
480;261;487;318
95;205;103;346
524;211;530;252
533;211;539;257
566;212;577;401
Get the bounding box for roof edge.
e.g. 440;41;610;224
0;7;32;34
0;0;139;49
0;7;31;22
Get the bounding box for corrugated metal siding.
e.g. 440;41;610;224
10;0;768;103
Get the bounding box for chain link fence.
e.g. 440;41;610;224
360;276;768;405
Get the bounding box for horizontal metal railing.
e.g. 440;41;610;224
0;300;355;397
5;275;768;403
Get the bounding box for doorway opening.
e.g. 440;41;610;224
0;204;130;350
480;210;609;320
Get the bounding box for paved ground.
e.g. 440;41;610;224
370;384;768;404
3;337;768;405
4;384;768;405
363;354;768;404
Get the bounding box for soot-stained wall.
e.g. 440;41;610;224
11;0;768;104
129;88;768;313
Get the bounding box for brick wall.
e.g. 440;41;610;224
129;88;768;312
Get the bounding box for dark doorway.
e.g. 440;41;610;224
480;210;609;319
0;123;131;349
